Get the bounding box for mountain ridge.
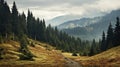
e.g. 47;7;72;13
61;9;120;40
58;17;102;29
47;14;81;26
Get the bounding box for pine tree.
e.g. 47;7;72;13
100;31;106;52
98;39;101;53
0;0;11;37
106;23;114;49
27;10;34;38
4;2;12;38
11;1;20;37
27;10;31;37
114;17;120;46
38;19;46;42
19;12;27;34
89;39;96;56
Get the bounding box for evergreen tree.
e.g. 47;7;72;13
39;19;46;42
100;31;106;52
106;23;114;49
89;39;96;56
27;10;35;38
19;12;27;34
4;2;12;38
0;0;11;37
27;10;31;37
114;17;120;46
98;39;101;53
11;1;20;37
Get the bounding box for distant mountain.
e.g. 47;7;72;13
47;14;81;26
61;9;120;40
58;17;102;29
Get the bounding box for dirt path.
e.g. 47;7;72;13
65;57;82;67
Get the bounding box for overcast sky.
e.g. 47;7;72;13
6;0;120;20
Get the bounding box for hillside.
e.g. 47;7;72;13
63;46;120;67
0;39;67;67
1;40;119;67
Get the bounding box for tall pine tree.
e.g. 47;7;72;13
100;31;106;52
19;12;27;34
0;0;11;37
89;39;96;56
106;23;114;49
114;17;120;46
11;1;20;37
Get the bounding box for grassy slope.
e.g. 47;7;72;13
0;39;120;67
0;39;67;67
63;46;120;67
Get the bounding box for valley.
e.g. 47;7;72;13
0;0;120;67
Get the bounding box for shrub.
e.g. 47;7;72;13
19;53;34;61
19;51;34;61
19;48;34;61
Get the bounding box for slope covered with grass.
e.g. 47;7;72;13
81;46;120;66
0;39;67;67
63;46;120;67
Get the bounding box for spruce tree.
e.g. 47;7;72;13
0;0;11;37
4;2;12;38
106;23;114;49
19;12;27;34
100;31;106;52
89;39;96;56
114;17;120;46
11;1;20;36
27;10;34;38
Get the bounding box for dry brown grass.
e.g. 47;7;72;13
63;46;120;67
0;40;67;67
1;39;119;67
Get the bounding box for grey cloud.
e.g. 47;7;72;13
7;0;98;8
6;0;120;20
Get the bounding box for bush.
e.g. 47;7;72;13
72;52;77;56
19;53;34;61
19;48;34;61
19;35;34;60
